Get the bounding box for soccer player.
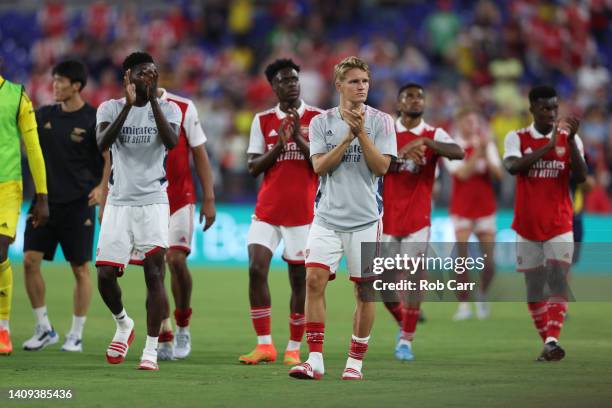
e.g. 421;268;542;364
144;87;216;360
444;107;502;321
22;60;109;352
382;83;463;361
503;85;587;361
0;63;49;356
95;52;181;371
240;59;322;366
289;56;396;380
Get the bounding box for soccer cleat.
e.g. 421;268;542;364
138;359;159;371
61;333;83;352
23;325;59;351
341;367;364;380
418;309;427;323
452;303;473;321
283;349;301;365
395;341;414;361
173;331;191;359
289;362;323;380
0;328;13;355
475;302;491;320
540;341;566;362
105;318;135;364
158;341;174;361
239;344;277;365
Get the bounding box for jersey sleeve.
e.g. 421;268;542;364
433;128;456;144
374;113;397;158
247;114;265;155
17;91;37;134
19;92;47;194
184;101;207;147
574;134;585;157
309;115;328;157
164;101;182;127
486;141;502;166
503;130;521;159
443;156;462;174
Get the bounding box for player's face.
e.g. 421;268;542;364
397;87;424;118
530;97;558;130
52;74;79;102
273;68;300;103
459;113;479;137
337;68;369;105
129;62;157;94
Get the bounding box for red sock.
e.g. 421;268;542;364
289;313;305;342
527;302;548;342
348;336;369;361
306;322;325;353
174;308;192;328
400;307;420;341
384;303;403;326
158;331;174;342
250;306;271;336
546;296;567;340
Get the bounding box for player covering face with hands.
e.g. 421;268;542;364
95;52;181;371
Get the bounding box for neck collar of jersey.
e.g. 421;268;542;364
529;123;555;139
397;118;425;134
276;100;305;120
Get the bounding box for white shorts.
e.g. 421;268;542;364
168;204;195;253
247;216;310;263
96;203;169;269
451;214;496;235
516;232;574;272
305;220;382;281
382;226;430;258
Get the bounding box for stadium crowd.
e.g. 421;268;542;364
1;0;610;209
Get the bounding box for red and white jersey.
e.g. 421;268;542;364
504;124;584;241
445;138;500;219
383;119;455;237
247;100;322;226
160;89;207;215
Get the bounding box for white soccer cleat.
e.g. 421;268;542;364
23;325;59;351
452;302;473;321
158;341;175;361
105;318;135;364
61;333;83;352
289;362;323;380
341;367;364;380
475;301;491;320
138;359;159;371
174;331;191;359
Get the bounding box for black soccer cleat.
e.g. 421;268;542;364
536;341;566;362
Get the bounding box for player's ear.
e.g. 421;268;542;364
335;80;342;93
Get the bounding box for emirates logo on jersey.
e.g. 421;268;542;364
555;146;566;157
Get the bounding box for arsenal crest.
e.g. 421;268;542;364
555;146;566;156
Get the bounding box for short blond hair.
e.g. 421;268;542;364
334;56;370;82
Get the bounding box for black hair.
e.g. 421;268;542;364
398;82;424;97
528;85;557;104
122;52;155;72
264;58;300;83
52;60;87;91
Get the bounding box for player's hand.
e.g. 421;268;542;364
31;194;49;228
398;138;427;164
560;117;580;141
124;70;136;106
200;198;216;231
287;108;300;140
144;68;158;101
277;118;291;147
342;108;364;137
88;185;105;206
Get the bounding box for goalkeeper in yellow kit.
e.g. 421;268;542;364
0;64;49;355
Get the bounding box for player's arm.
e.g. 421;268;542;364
19;91;49;227
94;151;111;223
246;114;285;177
565;118;587;183
192;144;216;231
97;71;136;151
343;108;390;176
423;129;464;160
503;124;557;175
451;147;483;180
311;134;354;175
149;97;179;149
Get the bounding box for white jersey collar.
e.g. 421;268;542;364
276;100;305;119
396;118;425;134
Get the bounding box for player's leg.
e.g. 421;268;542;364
157;262;175;361
0;235;13;355
96;204;134;365
289;223;341;380
239;218;281;364
60;262;91;352
140;248;168;370
380;234;404;328
474;223;496;319
452;218;475;321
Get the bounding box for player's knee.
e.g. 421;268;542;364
248;261;268;283
166;250;187;271
97;266;117;282
71;263;90;280
23;252;41;273
306;271;327;294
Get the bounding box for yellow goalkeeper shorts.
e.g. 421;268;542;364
0;180;22;239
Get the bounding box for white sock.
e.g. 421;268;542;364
142;335;158;362
286;340;301;351
112;308;131;331
177;326;189;335
307;351;324;373
346;335;370;371
33;306;52;331
545;336;558;344
0;320;9;332
257;335;272;345
398;338;412;347
69;315;86;338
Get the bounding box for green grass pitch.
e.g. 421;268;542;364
2;263;611;407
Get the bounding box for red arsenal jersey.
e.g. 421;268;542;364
383;119;456;236
247;101;322;226
504;124;584;241
161;90;207;215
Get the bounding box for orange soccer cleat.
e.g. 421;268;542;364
283;349;301;366
239;344;277;365
0;328;13;355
